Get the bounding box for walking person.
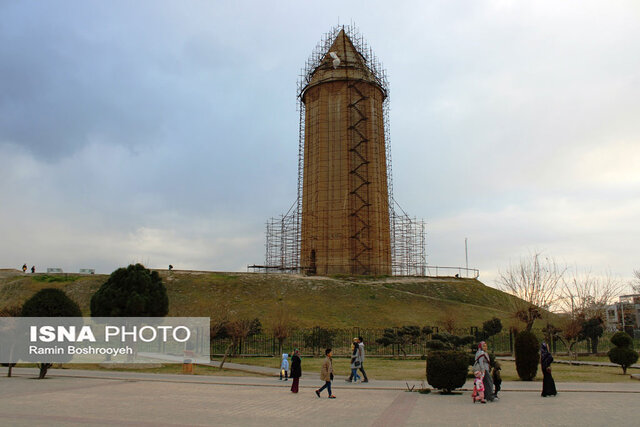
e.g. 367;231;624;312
22;264;27;273
541;342;557;397
357;336;369;382
492;361;502;398
315;348;335;399
474;341;495;401
350;341;361;383
279;353;289;381
290;349;301;393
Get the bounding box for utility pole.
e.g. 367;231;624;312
465;238;469;274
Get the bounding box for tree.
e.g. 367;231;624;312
376;326;426;358
514;330;539;381
581;317;605;354
474;317;503;341
0;305;22;377
21;288;82;379
631;269;640;293
271;303;296;356
559;316;585;361
219;317;261;369
497;252;565;331
438;312;458;334
303;327;336;356
608;332;639;375
90;264;168;317
426;333;475;351
559;270;623;320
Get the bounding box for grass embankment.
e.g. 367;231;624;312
0;269;524;328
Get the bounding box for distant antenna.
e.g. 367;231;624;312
465;238;469;271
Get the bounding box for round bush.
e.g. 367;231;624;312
21;288;82;379
21;288;82;317
610;331;633;348
514;331;539;381
426;350;469;393
608;347;639;375
91;264;168;317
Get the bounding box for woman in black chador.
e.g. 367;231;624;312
540;342;557;397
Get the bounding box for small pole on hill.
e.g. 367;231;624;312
465;238;469;275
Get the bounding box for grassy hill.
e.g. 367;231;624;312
0;269;523;329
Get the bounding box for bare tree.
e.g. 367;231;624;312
438;311;458;334
209;302;230;342
631;269;640;293
271;303;296;356
559;270;624;320
219;318;258;369
497;252;566;331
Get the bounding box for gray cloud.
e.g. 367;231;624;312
1;1;639;289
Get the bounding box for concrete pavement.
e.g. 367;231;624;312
1;367;639;426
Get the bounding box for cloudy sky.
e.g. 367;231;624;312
1;0;639;289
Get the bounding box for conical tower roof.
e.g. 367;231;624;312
302;29;385;99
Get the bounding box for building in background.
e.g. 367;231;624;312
605;294;640;337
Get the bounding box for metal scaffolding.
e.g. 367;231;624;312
250;25;427;276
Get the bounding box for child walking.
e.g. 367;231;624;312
280;353;289;381
472;371;486;403
315;348;335;399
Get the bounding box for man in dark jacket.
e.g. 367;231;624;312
290;349;302;393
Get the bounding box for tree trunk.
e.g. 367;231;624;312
219;342;234;370
591;337;599;354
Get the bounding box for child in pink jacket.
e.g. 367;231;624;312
472;371;486;403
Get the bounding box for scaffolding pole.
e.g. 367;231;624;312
253;25;427;276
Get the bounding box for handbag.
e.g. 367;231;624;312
472;357;482;373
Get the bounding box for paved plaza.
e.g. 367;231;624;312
1;368;638;426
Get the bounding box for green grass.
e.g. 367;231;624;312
31;274;80;283
15;363;269;377
0;270;531;328
219;356;640;383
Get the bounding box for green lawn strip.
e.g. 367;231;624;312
219;356;639;383
49;363;268;377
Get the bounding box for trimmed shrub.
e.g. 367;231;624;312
426;350;469;393
21;288;82;317
610;331;633;348
90;264;168;317
21;288;82;379
514;330;539;381
608;331;639;375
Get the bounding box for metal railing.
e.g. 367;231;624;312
211;328;638;357
424;266;480;279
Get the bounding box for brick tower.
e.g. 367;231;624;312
300;29;391;275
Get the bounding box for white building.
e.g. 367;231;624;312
605;294;640;336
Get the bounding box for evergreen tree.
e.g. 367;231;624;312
21;288;82;379
90;264;168;317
